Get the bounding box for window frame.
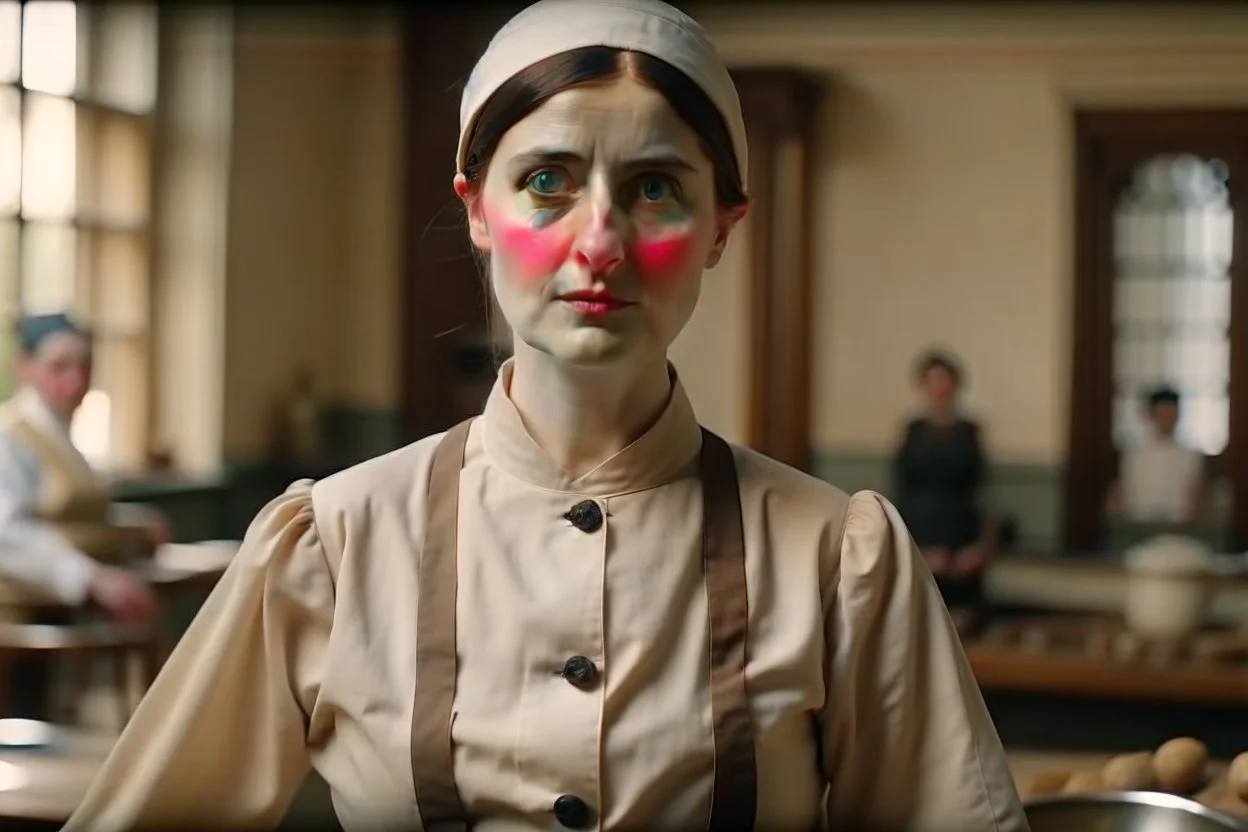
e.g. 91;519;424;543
1065;109;1248;551
0;0;158;473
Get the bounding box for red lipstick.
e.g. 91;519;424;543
558;289;634;318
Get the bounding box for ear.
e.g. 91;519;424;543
454;173;492;254
703;200;751;270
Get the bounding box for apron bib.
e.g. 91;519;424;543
409;419;757;832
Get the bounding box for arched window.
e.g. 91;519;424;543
1111;154;1233;456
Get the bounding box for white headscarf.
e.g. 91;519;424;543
456;0;748;184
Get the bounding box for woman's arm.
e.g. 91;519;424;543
819;491;1027;831
62;482;335;831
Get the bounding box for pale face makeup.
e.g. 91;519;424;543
458;74;740;368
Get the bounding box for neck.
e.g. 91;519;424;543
507;341;674;479
926;406;956;425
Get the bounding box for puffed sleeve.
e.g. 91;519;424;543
821;491;1028;831
63;482;335;832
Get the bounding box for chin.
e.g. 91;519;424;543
533;328;643;368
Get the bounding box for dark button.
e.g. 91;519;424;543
553;794;592;829
562;655;598;688
564;500;603;533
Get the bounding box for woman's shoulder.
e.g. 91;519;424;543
311;430;450;514
725;439;852;527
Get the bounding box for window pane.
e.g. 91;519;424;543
0;84;18;213
83;229;147;332
1111;154;1232;455
21;93;76;220
21;1;76;95
1113;277;1231;329
83;2;156;113
20;221;78;313
76;108;149;225
86;335;147;471
0;219;16;397
70;388;110;469
0;1;18;84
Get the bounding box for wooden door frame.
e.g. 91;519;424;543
732;68;822;471
1065;110;1248;550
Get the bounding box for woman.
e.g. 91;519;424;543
893;351;998;607
0;314;159;715
66;2;1025;830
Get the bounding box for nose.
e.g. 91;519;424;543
570;193;625;276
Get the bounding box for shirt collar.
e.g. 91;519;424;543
479;358;703;496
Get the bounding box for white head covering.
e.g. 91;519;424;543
457;0;748;185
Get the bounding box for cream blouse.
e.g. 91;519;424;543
64;361;1026;831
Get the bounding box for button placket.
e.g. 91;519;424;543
551;495;605;828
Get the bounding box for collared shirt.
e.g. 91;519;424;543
65;361;1026;831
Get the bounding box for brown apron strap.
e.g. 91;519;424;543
412;418;474;832
410;421;757;832
699;428;757;832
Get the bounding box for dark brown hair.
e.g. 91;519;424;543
1145;385;1180;409
462;46;747;210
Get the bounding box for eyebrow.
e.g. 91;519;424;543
621;149;699;175
506;146;700;178
507;149;584;179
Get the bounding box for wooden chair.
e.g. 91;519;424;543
0;619;161;731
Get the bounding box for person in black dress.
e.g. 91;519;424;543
893;350;998;609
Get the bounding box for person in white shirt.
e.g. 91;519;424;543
0;313;159;715
1109;386;1208;524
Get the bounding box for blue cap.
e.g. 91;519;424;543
16;313;89;355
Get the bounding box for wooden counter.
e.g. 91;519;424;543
1007;749;1115;786
967;639;1248;707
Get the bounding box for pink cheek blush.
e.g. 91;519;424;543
632;234;693;280
493;221;573;282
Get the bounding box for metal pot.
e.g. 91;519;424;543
1026;791;1248;831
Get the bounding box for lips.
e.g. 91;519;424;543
557;290;634;318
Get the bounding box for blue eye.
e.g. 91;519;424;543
638;176;675;203
527;170;566;196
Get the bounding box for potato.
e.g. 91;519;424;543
1153;737;1208;793
1062;770;1107;794
1021;770;1070;800
1229;752;1248;802
1102;751;1155;791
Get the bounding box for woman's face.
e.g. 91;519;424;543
921;365;958;412
457;75;743;368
